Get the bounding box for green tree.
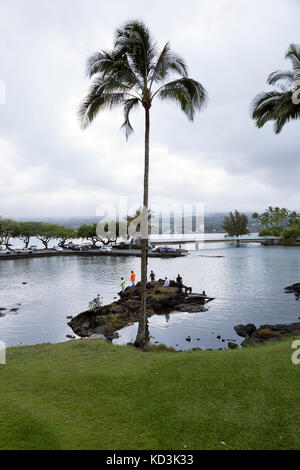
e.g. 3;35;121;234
55;227;77;248
0;217;6;245
0;219;19;248
289;211;299;226
35;223;61;249
259;227;281;237
77;224;99;247
281;226;300;244
222;211;250;247
15;221;40;248
79;20;207;347
252;44;300;133
78;222;122;246
254;207;294;234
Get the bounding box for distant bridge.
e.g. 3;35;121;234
151;237;281;247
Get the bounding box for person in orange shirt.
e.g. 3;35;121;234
130;270;136;287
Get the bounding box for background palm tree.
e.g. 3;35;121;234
252;43;300;133
126;207;152;241
79;20;207;347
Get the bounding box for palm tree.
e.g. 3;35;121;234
126;207;152;241
252;44;300;133
79;20;207;347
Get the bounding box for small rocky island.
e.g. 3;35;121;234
284;282;300;299
69;280;214;341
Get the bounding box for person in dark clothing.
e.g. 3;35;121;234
176;274;183;293
150;270;156;282
176;274;192;294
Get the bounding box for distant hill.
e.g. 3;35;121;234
14;216;101;229
15;212;263;233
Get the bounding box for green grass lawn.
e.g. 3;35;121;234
0;338;299;450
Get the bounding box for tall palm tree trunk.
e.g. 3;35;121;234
135;106;150;347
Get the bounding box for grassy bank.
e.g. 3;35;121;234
0;338;299;450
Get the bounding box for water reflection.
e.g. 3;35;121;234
0;243;300;349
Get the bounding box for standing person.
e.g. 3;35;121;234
121;277;126;294
176;274;183;293
149;270;156;282
163;277;170;287
130;270;136;287
176;274;191;294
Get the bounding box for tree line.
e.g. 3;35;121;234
0;218;126;249
222;207;300;245
253;207;300;243
2;207;299;249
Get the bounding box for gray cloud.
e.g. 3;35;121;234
0;0;299;217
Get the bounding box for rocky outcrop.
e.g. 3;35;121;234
285;283;300;299
234;322;300;347
234;324;256;338
69;280;213;341
284;283;300;293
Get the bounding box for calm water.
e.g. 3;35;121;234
0;240;300;350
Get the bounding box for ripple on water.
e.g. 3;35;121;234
1;243;300;348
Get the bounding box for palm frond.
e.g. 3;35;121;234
149;42;187;87
251;91;283;128
252;43;300;133
121;97;140;139
273;91;300;133
285;43;300;73
114;20;157;80
87;49;142;91
155;78;207;120
267;70;296;90
78;78;129;128
251;89;300;133
86;50;117;78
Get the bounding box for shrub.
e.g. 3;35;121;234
280;227;300;244
257;329;282;339
144;343;176;353
259;227;281;237
88;294;103;310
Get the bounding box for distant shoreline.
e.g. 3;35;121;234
0;248;186;261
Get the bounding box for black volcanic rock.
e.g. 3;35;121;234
234;324;256;338
69;281;214;341
284;283;300;300
284;283;300;293
234;322;300;347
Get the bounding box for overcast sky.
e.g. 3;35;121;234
0;0;299;218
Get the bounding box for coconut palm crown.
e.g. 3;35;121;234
79;20;207;135
251;43;300;134
79;20;207;347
